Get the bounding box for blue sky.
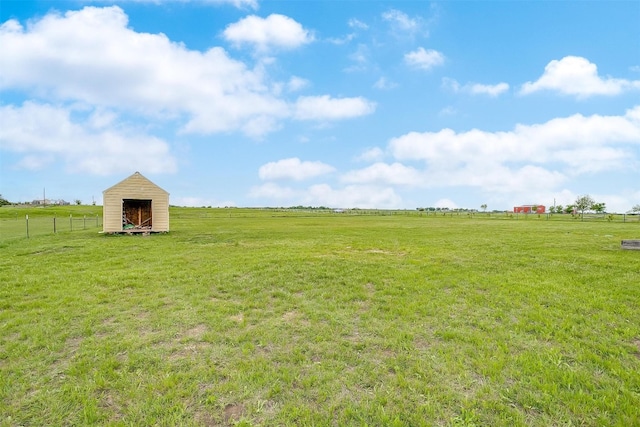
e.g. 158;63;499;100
1;0;639;211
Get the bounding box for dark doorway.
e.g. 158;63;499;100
122;199;152;229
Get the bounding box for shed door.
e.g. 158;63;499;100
122;199;152;229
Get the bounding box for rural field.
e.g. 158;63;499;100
1;206;639;426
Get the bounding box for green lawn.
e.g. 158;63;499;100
1;207;639;426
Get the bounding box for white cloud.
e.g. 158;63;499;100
248;182;402;208
373;77;398;90
0;102;177;175
341;162;425;186
223;14;313;51
0;7;286;136
404;47;444;70
346;44;370;70
293;95;376;121
434;199;457;209
390;107;640;170
286;76;309;92
382;9;419;33
304;184;402;209
340;107;640;198
469;82;509;96
520;56;640;98
348;18;368;30
443;78;509;96
249;182;297;200
356;147;385;162
0;7;372;138
258;158;335;181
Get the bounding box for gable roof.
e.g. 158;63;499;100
103;171;169;195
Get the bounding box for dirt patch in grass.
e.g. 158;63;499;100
51;335;83;376
282;310;298;321
230;313;244;324
194;410;218;426
223;403;245;424
98;391;124;423
183;324;208;340
169;342;211;361
168;324;211;360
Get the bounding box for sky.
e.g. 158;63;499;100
1;0;639;212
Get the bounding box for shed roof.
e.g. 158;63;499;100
103;171;169;195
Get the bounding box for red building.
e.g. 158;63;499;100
514;205;545;214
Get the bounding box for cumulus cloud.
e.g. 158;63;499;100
258;157;335;181
304;184;402;208
341;107;640;198
390;107;640;169
341;162;425;186
0;7;373;138
520;56;640;98
356;147;385;162
249;182;297;200
434;198;457;209
223;14;313;51
249;182;401;208
0;102;177;175
443;78;509;96
382;9;419;32
286;76;309;92
470;82;509;96
404;47;444;70
293;95;376;121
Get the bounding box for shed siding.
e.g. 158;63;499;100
103;172;169;233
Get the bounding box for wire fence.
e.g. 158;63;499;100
2;209;638;243
0;214;102;241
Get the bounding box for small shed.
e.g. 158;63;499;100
103;172;169;233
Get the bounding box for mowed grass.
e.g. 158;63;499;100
1;207;639;426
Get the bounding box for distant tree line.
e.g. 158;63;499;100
286;205;331;210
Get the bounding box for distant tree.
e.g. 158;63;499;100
75;199;82;205
0;194;10;206
574;195;595;220
480;204;487;212
555;204;563;214
631;204;640;220
564;204;575;215
592;202;606;214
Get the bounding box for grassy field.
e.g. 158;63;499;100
1;206;639;426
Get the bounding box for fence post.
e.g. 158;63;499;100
83;215;86;230
26;215;29;238
70;214;73;231
53;215;57;234
96;214;99;228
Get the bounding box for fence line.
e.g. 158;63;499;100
1;214;102;240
